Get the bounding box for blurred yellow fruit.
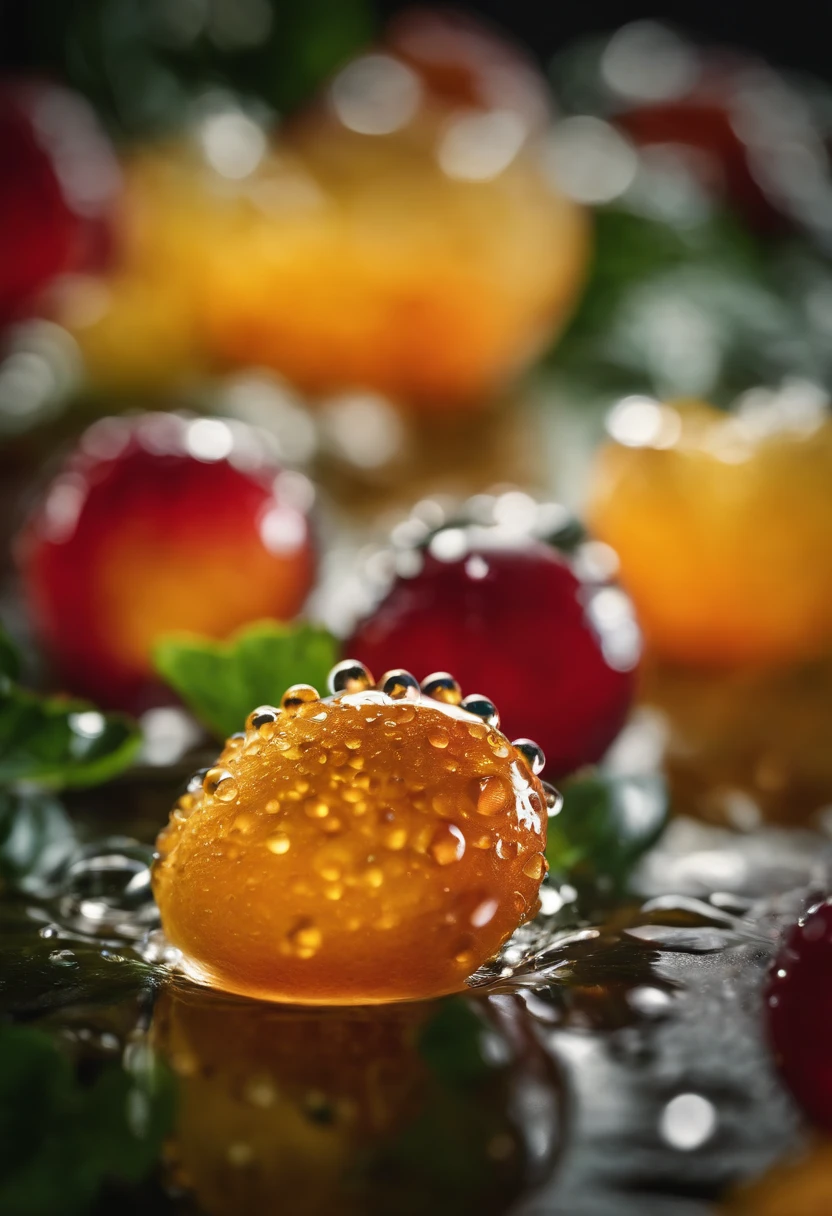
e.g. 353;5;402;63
722;1139;832;1214
587;397;832;667
58;26;588;408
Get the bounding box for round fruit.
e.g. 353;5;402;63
347;532;638;778
16;413;315;710
766;898;832;1130
0;79;120;326
587;396;832;667
152;663;551;1003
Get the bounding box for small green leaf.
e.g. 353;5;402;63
0;789;76;893
0;625;20;682
546;771;669;894
0;1025;174;1216
0;684;141;789
154;620;340;738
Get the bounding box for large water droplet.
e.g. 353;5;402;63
328;659;374;695
56;839;158;940
430;823;466;865
421;672;462;705
281;684;320;713
477;775;511;816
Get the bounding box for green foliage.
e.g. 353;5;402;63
546;771;669;895
0;789;75;893
0;625;140;790
0;1025;173;1216
154;619;340;738
22;0;375;136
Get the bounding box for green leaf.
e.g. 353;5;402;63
545;771;669;895
0;683;141;789
154;620;340;738
0;1025;174;1216
0;789;76;893
0;625;20;682
417;999;490;1092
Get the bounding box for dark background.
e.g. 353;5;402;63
1;0;831;81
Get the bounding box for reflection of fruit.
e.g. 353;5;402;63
348;537;638;778
767;899;832;1129
722;1138;832;1214
63;10;588;408
16;413;315;711
641;657;832;826
587;398;832;667
153;663;549;1003
0;79;120;326
153;986;545;1216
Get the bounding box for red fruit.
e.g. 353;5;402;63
0;79;120;326
347;536;639;778
384;6;551;131
766;898;832;1130
16;414;316;711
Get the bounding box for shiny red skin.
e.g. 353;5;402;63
767;899;832;1130
16;414;316;712
347;542;636;779
0;79;119;326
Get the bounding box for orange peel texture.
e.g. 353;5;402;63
153;662;552;1004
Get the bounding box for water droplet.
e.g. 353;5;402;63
383;825;408;850
467;721;487;740
265;798;281;813
512;738;546;775
421;672;462;705
281;684;320;713
472;834;494;850
429;728;450;749
286;918;322;958
56;840;158;939
364;866;384;888
321;817;344;834
461;694;500;728
328;659;374;695
477;775;511;816
232;812;256;833
496;838;518;861
186;767;210;795
267;833;290;855
49;949;77;966
522;852;547;881
542;781;563;815
345;737;361;750
204;767;238;800
324;883;344;900
452;935;477;967
379;669;420;700
304;798;330;819
624;925;730;954
247;705;280;730
430;823;466;865
470;897;499;927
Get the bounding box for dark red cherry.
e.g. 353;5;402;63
347;539;639;778
766;898;832;1129
0;79;120;327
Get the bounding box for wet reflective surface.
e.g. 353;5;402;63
0;765;824;1215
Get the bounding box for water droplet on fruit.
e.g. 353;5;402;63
429;728;450;749
328;659;374;695
541;781;563;815
522;852;547;881
477;775;511;816
204;768;238;800
281;684;320;713
247;705;280;730
285;918;322;958
266;834;290;855
513;738;546;775
430;823;466;865
461;694;500;728
379;669;420;700
421;672;462;704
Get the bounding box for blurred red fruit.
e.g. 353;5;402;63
766;898;832;1130
347;538;639;778
0;79;120;327
16;413;316;711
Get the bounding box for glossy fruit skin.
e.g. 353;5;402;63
587;399;832;667
0;79;119;326
348;542;637;779
766;899;832;1130
153;686;548;1004
16;413;315;711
